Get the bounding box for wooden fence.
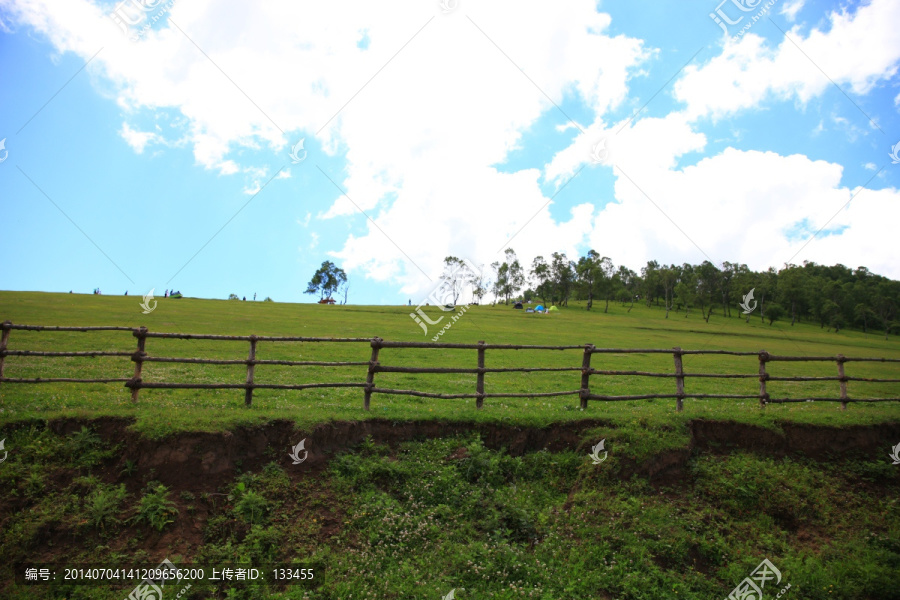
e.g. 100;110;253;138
1;321;899;411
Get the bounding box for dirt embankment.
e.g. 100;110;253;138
35;416;900;491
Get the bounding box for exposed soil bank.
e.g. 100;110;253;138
690;419;900;459
29;416;899;491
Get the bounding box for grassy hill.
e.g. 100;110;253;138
1;290;898;437
0;291;898;599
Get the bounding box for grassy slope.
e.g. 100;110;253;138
1;291;898;442
0;427;897;600
1;292;899;599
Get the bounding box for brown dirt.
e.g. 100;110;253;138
689;419;900;459
39;416;900;494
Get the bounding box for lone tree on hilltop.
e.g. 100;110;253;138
305;261;347;302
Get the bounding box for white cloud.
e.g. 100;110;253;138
118;122;158;153
780;0;805;22
586;148;900;278
676;0;900;121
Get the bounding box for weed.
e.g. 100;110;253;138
86;484;127;530
130;482;179;531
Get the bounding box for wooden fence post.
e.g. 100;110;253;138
245;336;257;406
364;337;382;410
758;351;769;408
476;340;486;409
673;347;685;412
0;321;12;385
580;344;593;410
128;326;148;403
836;354;848;411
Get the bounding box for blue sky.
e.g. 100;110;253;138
1;0;898;308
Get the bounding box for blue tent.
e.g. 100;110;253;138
535;305;544;311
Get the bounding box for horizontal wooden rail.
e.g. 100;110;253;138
378;340;586;350
5;324;134;331
373;365;583;374
126;381;367;391
2;377;131;384
2;350;133;357
1;321;897;412
767;397;900;403
140;357;369;367
141;331;373;342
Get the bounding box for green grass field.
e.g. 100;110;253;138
1;290;899;439
1;291;899;599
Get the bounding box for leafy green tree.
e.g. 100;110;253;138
766;303;785;325
530;256;552;306
550;252;575;306
305;261;347;301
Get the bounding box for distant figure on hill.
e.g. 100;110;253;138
243;296;246;301
124;291;128;296
253;293;257;301
164;290;168;298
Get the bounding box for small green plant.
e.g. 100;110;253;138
235;490;269;525
180;491;196;502
87;484;127;530
68;426;101;452
119;459;137;478
130;483;179;531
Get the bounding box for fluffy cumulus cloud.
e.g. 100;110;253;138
588;148;900;279
3;0;898;296
675;0;900;122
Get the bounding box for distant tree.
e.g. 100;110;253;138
263;297;274;302
228;293;240;300
617;265;638;312
854;303;874;338
696;261;721;323
765;303;785;326
439;256;473;305
530;256;552;306
491;261;508;304
575;250;601;310
505;249;525;305
468;264;490;305
550;252;575;306
641;261;660;307
675;267;697;317
660;265;677;318
305;261;347;301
